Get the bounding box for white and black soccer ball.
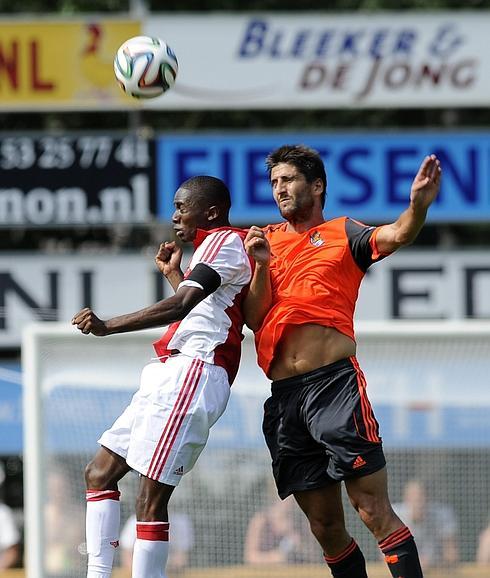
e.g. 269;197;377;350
114;35;178;99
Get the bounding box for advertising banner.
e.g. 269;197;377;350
0;13;487;111
144;12;489;109
0;133;156;227
157;132;490;223
0;254;168;348
0;250;488;349
2;375;490;454
0;19;140;110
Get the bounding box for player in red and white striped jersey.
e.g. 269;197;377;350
72;175;251;578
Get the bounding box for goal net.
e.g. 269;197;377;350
22;321;490;578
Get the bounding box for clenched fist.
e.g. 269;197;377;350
245;226;271;265
72;308;108;336
155;241;183;277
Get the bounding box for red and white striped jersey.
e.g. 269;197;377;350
153;227;252;384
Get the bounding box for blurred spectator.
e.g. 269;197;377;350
0;463;21;569
244;490;318;565
476;518;490;565
392;479;458;570
120;512;194;574
45;468;85;575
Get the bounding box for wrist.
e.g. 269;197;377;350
409;197;429;216
166;268;183;279
255;260;270;270
103;319;116;335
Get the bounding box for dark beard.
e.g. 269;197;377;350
279;197;314;223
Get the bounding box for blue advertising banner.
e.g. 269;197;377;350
41;388;490;452
157;132;490;224
0;365;22;454
2;374;489;453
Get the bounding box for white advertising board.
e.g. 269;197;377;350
143;12;488;109
1;250;489;348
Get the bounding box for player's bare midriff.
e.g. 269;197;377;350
268;323;357;381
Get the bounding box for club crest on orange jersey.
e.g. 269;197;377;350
309;231;325;247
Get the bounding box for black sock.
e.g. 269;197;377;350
324;538;368;578
379;526;424;578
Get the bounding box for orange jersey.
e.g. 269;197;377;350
255;217;389;377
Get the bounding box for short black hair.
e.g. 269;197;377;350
180;175;231;214
266;144;327;208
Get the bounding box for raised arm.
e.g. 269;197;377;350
375;154;442;254
155;241;184;292
243;226;273;332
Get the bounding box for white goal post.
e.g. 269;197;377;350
22;320;490;578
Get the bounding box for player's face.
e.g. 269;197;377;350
172;187;208;242
270;163;316;221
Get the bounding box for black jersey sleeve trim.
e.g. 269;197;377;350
187;263;221;296
345;218;379;272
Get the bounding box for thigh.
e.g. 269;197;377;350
86;445;131;488
127;356;230;486
97;371;149;460
307;365;385;481
294;482;345;525
263;392;332;500
344;467;392;512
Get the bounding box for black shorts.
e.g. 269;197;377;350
263;357;386;499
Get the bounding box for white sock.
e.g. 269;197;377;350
132;521;170;578
85;489;121;578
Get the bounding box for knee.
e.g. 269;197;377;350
308;511;346;543
135;493;167;521
351;494;396;536
135;492;153;520
85;459;110;490
135;484;171;521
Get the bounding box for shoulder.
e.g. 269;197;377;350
317;217;350;238
341;217;377;241
214;228;248;243
197;230;251;275
323;216;372;231
199;229;247;253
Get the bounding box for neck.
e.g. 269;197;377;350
205;220;230;230
286;212;325;233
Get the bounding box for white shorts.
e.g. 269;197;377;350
98;354;231;486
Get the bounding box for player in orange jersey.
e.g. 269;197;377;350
244;145;441;578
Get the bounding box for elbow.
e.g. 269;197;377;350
244;313;264;333
395;230;417;248
246;320;261;333
168;299;191;322
394;235;412;249
392;225;420;249
176;301;193;321
174;290;205;321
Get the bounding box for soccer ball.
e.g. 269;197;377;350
114;36;178;99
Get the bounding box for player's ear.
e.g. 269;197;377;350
207;205;219;221
313;178;324;198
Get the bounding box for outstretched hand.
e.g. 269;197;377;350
155;241;183;277
410;154;442;211
245;226;271;265
72;308;108;336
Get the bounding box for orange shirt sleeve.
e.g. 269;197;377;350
369;226;392;261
